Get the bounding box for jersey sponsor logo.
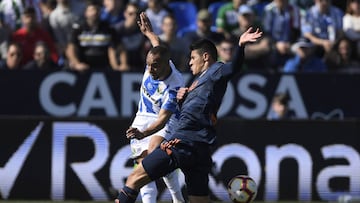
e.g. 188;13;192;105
141;85;160;105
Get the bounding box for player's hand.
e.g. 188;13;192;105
114;199;119;203
160;138;181;150
126;127;146;139
239;27;262;47
177;87;188;103
137;12;153;35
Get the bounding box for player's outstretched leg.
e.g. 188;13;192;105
163;169;185;203
140;181;158;203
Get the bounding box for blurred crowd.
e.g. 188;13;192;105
0;0;360;73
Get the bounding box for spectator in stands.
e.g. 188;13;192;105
24;0;46;24
262;0;301;70
324;36;360;73
234;4;271;71
38;0;57;37
183;9;225;47
283;37;327;72
289;0;313;10
0;0;24;31
0;12;11;59
301;0;344;56
216;0;248;39
0;42;22;70
217;38;235;63
66;1;119;71
115;2;146;72
69;0;87;21
267;92;295;120
23;41;59;70
49;0;75;66
159;14;189;72
131;0;148;10
145;0;169;35
343;0;360;59
100;0;124;28
11;6;58;66
249;0;273;21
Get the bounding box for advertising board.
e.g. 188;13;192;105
1;118;359;201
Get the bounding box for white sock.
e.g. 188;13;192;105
163;170;185;203
140;181;158;203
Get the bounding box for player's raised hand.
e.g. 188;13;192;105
137;12;153;35
239;27;262;47
137;12;160;47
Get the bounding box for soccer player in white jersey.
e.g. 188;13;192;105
124;12;185;203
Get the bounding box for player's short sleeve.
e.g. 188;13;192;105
161;88;178;113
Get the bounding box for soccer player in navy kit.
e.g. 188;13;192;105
115;13;262;203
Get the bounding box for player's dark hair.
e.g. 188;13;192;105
190;39;218;61
149;45;170;62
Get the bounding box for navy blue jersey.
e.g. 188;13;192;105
169;46;245;145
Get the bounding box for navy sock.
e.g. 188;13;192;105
116;186;139;203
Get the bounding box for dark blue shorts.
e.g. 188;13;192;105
142;141;212;196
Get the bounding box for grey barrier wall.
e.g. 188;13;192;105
0;117;359;201
0;70;360;119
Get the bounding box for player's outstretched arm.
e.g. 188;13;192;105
137;12;160;47
238;27;262;47
230;27;263;75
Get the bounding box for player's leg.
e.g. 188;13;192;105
116;147;177;203
136;135;166;203
182;144;213;203
115;161;152;203
148;135;164;153
139;179;157;203
183;167;210;203
126;133;154;203
131;117;161;202
163;169;185;203
149;136;185;203
135;155;158;203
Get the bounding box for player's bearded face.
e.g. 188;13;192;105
189;50;206;75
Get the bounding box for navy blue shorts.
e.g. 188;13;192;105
142;141;212;196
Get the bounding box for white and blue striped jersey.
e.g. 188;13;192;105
130;60;184;158
136;60;184;118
